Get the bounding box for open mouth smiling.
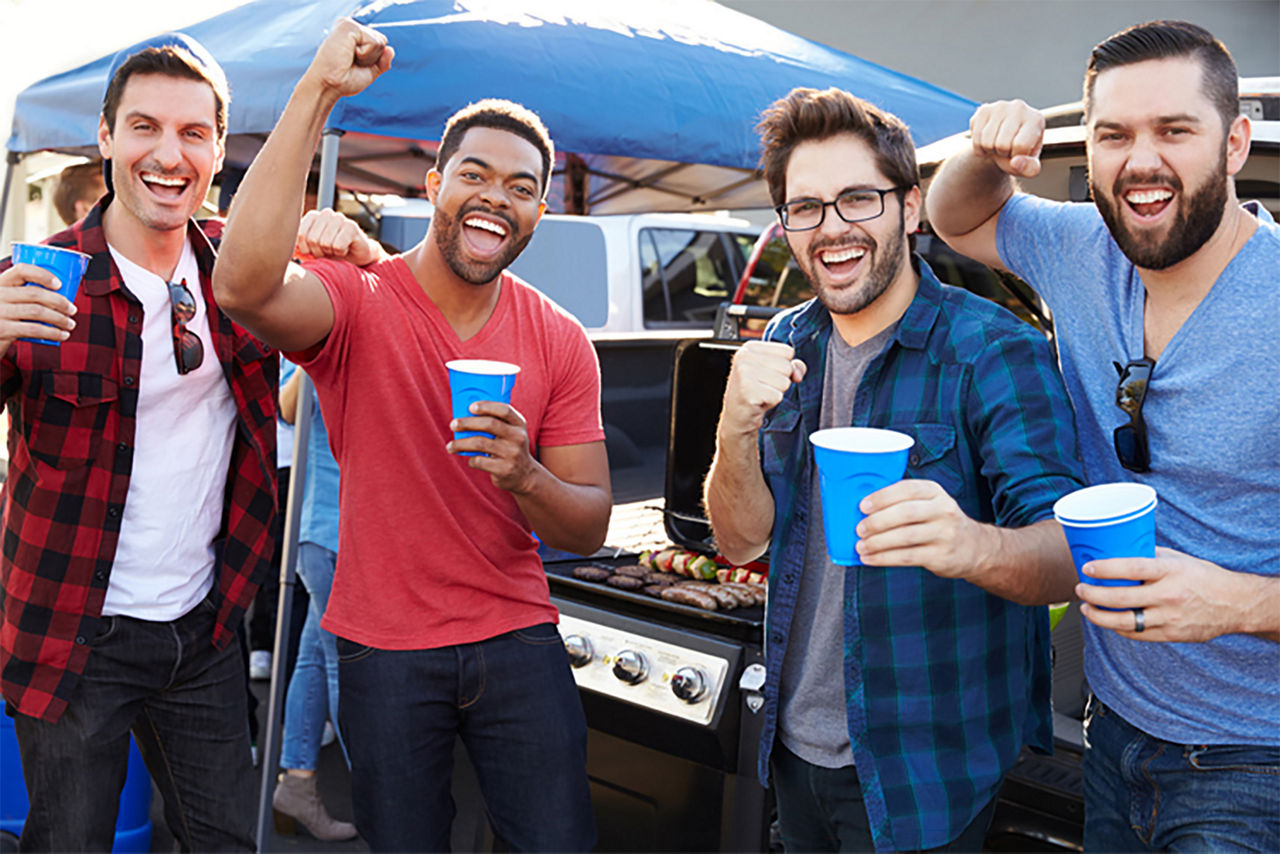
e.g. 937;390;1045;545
462;214;511;254
141;171;192;198
1124;187;1174;219
817;244;868;279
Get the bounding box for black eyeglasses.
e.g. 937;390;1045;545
775;186;905;232
1113;357;1154;472
168;279;204;375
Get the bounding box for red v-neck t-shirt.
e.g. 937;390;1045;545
293;256;604;649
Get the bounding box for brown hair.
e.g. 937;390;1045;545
437;99;555;197
102;46;230;141
757;87;918;208
53;160;106;225
1085;20;1239;132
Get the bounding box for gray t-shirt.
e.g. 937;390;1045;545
779;322;896;767
997;196;1280;745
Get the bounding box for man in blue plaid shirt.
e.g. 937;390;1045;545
704;87;1084;851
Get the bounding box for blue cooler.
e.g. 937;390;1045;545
1;714;152;851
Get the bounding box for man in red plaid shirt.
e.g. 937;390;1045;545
0;34;277;851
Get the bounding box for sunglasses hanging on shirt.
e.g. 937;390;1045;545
1113;357;1154;472
168;279;205;375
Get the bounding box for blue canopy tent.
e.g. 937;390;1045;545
7;0;975;215
4;2;978;846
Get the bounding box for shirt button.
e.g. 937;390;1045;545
909;454;920;466
108;507;121;518
771;633;784;645
95;571;106;581
123;376;135;387
75;636;86;645
784;573;796;584
117;443;128;453
129;314;139;324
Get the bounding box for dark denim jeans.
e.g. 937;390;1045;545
11;591;255;852
771;741;998;853
337;622;595;852
1083;697;1280;852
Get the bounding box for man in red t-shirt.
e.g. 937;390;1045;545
213;19;609;852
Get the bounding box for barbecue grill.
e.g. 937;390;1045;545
540;338;775;852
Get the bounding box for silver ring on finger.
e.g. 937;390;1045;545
1133;607;1145;633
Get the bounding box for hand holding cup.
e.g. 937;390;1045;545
0;243;86;352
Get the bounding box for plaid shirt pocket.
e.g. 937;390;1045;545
27;371;120;469
900;422;962;496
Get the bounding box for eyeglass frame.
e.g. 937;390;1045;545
773;186;906;232
1113;357;1154;472
168;278;205;376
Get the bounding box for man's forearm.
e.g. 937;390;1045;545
966;518;1078;606
513;469;611;556
214;79;339;314
926;149;1017;239
704;429;775;567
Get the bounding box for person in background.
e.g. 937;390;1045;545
213;19;608;851
926;19;1279;851
703;86;1083;851
52;159;108;226
0;33;276;851
269;355;355;841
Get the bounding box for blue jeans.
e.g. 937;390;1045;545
11;591;255;852
336;623;595;852
771;741;998;853
1083;697;1280;852
280;542;343;770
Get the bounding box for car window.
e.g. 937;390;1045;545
641;228;748;327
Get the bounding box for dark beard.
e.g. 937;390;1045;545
794;207;908;316
432;204;532;284
1092;148;1228;270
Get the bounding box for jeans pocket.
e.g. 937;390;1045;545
1188;744;1280;775
335;636;376;663
512;622;562;646
93;615;119;645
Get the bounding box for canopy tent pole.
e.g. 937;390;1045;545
253;126;342;850
0;152;23;252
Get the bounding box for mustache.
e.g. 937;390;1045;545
808;234;875;257
1112;170;1183;197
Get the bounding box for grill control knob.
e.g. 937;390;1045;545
563;635;593;668
671;666;708;703
612;650;648;685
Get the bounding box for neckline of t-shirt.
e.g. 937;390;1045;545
385;255;510;350
1126;212;1269;371
108;238;199;301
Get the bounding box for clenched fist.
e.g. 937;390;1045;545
303;17;394;100
720;340;807;437
969;100;1046;178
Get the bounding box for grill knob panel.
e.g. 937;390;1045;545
563;634;593;668
671;666;708;703
612;650;648;684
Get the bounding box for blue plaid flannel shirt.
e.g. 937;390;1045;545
755;259;1083;850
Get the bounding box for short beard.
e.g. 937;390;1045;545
1092;147;1228;270
795;207;908;316
432;204;532;284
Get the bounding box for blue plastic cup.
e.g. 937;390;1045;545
11;242;90;345
1053;483;1157;588
809;427;915;566
446;359;520;456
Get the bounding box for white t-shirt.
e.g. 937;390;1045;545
103;239;237;620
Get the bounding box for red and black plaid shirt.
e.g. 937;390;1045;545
0;196;278;722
